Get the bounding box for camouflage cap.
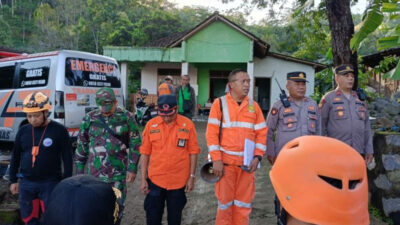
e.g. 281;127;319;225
96;87;116;106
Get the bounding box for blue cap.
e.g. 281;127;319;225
42;175;117;225
157;94;177;116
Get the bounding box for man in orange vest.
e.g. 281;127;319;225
206;69;267;225
140;94;200;225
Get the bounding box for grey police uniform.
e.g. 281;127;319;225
266;97;320;157
320;89;373;154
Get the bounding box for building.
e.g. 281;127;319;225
103;12;326;112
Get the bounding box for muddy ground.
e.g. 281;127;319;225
121;121;388;225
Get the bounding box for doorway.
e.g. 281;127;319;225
209;70;230;101
255;78;271;113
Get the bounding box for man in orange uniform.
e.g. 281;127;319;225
206;69;267;225
140;94;200;225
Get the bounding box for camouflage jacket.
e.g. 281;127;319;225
75;106;141;182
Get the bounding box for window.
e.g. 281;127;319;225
65;58;121;88
0;65;15;90
18;60;50;88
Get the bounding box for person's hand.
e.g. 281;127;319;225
10;183;19;195
267;155;276;165
126;172;136;183
185;176;195;193
365;154;373;165
140;179;149;195
248;158;260;173
212;160;224;177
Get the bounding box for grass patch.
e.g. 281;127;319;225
369;205;394;225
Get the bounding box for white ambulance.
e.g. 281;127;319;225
0;50;124;143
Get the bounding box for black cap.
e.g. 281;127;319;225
287;71;307;82
158;94;177;116
42;175;117;225
335;64;354;75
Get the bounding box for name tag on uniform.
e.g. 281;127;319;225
150;129;160;134
307;106;315;111
248;105;255;113
177;139;186;147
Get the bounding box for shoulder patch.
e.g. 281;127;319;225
271;108;278;116
318;98;326;109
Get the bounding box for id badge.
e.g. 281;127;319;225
177;139;186;148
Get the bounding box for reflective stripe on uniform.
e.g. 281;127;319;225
218;200;233;210
222;121;254;129
234;200;252;208
208;145;220;152
208;118;220;125
220;96;231;124
220;147;244;156
254;122;266;130
255;143;267;151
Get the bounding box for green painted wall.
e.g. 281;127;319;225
195;63;246;106
103;46;183;62
186;22;252;63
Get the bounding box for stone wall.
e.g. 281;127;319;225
369;133;400;224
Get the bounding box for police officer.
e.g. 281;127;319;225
266;72;320;164
320;64;373;164
75;87;141;224
140;94;200;225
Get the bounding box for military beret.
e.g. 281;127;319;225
158;94;177;116
287;71;308;82
42;175;117;225
334;64;354;75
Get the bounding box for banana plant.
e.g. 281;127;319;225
351;0;400;79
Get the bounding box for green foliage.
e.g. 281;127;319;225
0;18;12;46
369;204;395;225
311;68;333;103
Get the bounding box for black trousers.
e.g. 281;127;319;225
144;179;187;225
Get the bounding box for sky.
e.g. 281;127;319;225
169;0;369;24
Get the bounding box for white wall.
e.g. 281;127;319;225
254;56;316;105
141;63;198;95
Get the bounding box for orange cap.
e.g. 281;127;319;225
270;136;369;225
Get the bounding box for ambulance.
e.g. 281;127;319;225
0;50;124;143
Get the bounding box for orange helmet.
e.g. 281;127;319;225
270;136;369;225
22;92;52;113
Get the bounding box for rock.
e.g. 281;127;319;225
382;154;400;171
375;117;395;129
366;86;377;94
388;170;400;183
374;174;392;190
392;91;400;100
382;197;400;216
384;102;400;116
374;98;391;113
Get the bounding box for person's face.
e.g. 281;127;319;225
181;76;190;86
230;72;250;98
335;72;354;91
99;100;117;116
165;78;173;85
27;111;47;127
161;112;177;124
286;80;306;99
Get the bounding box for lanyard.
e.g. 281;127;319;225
31;123;48;167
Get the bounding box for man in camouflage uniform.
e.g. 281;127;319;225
266;72;320;165
320;64;373;164
75;87;141;223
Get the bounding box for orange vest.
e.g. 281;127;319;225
157;83;174;96
206;94;267;165
140;115;200;190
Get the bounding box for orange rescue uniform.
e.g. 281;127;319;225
206;93;267;225
140;115;200;190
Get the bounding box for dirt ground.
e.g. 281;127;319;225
121;121;388;225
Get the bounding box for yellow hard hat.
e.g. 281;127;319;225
22;92;52;113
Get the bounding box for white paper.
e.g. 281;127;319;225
244;139;261;168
